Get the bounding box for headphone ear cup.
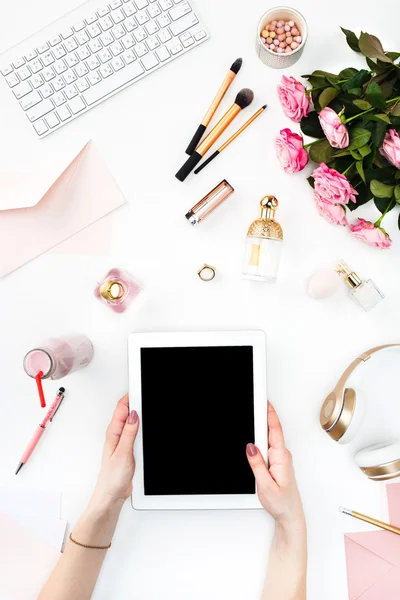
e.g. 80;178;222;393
355;441;400;480
336;388;366;445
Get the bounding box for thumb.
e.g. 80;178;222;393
115;410;140;457
246;443;275;491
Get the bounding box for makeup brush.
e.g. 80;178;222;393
176;88;254;182
185;58;243;156
194;105;267;174
339;506;400;536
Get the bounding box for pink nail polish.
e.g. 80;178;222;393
128;410;138;424
246;443;257;457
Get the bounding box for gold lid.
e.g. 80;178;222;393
99;279;125;301
336;261;361;289
247;196;283;240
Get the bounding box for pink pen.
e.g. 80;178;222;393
15;387;65;475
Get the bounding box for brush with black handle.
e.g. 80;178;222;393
176;88;254;182
185;58;243;156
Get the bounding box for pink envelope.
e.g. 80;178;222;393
345;483;400;599
0;140;126;278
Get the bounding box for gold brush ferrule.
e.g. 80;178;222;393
201;71;236;126
218;107;265;153
336;261;362;289
196;104;241;155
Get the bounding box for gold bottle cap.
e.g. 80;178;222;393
99;280;125;301
247;196;283;240
336;261;362;289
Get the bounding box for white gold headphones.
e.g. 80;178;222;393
320;344;400;481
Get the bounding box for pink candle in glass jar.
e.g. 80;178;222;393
23;334;94;380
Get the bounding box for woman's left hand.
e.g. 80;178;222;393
91;394;140;511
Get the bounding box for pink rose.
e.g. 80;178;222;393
350;218;392;249
318;107;349;149
276;128;309;173
312;162;357;205
379;129;400;168
314;195;348;226
277;75;311;123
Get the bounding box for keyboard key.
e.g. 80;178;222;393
54;91;67;105
141;51;158;70
33;118;48;135
122;33;135;48
156;45;170;61
182;36;194;47
170;43;182;54
43;66;56;81
75;63;89;76
77;45;91;59
53;44;67;58
89;38;103;52
57;104;71;120
37;43;49;53
134;28;147;41
88;56;101;69
17;65;31;80
157;14;170;27
169;13;198;36
65;53;79;67
42;51;55;66
122;49;136;63
88;23;102;37
88;71;101;85
41;83;54;98
31;73;44;88
13;80;32;99
111;8;125;23
100;16;113;30
83;59;143;104
68;96;86;113
194;29;206;41
135;42;147;56
169;1;191;20
124;17;137;31
6;72;19;87
30;58;43;73
145;21;159;35
158;29;171;42
147;35;160;49
24;50;38;61
45;112;60;127
53;76;66;91
112;25;126;39
180;31;191;42
62;28;74;38
110;0;122;7
135;0;148;8
20;90;41;110
13;57;25;68
97;7;110;16
65;38;78;51
74;20;86;31
76;77;90;92
99;32;113;46
159;0;172;8
49;36;62;46
148;3;161;17
54;60;68;74
123;1;136;16
65;84;78;98
1;64;13;76
111;56;125;70
136;10;149;24
76;31;90;45
99;63;113;78
26;98;54;121
100;48;113;62
110;41;124;55
64;71;77;84
86;14;98;24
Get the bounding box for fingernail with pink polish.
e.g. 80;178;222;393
246;443;257;457
128;410;138;424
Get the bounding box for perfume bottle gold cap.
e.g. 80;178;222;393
336;261;362;289
99;280;125;301
247;196;283;240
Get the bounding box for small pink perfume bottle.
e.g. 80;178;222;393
23;334;94;381
94;268;142;313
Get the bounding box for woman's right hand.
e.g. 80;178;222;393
246;402;304;528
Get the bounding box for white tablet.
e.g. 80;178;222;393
129;330;267;510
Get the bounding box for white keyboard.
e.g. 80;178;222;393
0;0;208;137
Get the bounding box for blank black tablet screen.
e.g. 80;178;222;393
140;346;255;495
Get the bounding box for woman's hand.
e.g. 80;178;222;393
90;394;140;512
246;402;304;528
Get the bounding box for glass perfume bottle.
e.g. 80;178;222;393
94;268;142;313
242;196;283;283
336;261;384;311
24;334;94;380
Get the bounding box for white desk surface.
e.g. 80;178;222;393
1;0;400;598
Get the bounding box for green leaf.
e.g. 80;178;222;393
371;113;392;124
371;120;388;147
374;197;395;213
341;27;360;52
366;57;377;71
348;87;362;97
359;145;372;158
389;101;400;117
333;149;351;157
356;160;366;183
365;81;387;109
339;68;359;79
309;139;334;164
380;80;393;99
342;69;371;92
347;182;373;210
300;111;325;139
370;179;394;198
359;32;393;63
349;128;372;149
395;184;400;202
350;149;362;160
353;99;372;110
386;52;400;60
311;70;340;81
319;87;340;109
307;176;315;188
307;76;329;89
396;170;400;180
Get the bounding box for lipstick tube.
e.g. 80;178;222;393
185;180;234;225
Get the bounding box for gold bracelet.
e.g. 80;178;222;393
69;532;112;550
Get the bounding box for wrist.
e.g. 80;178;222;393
275;510;306;535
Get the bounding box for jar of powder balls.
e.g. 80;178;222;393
256;7;308;69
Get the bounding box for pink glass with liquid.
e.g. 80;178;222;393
23;334;94;380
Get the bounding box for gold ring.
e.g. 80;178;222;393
197;264;216;282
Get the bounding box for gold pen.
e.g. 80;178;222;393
340;506;400;535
